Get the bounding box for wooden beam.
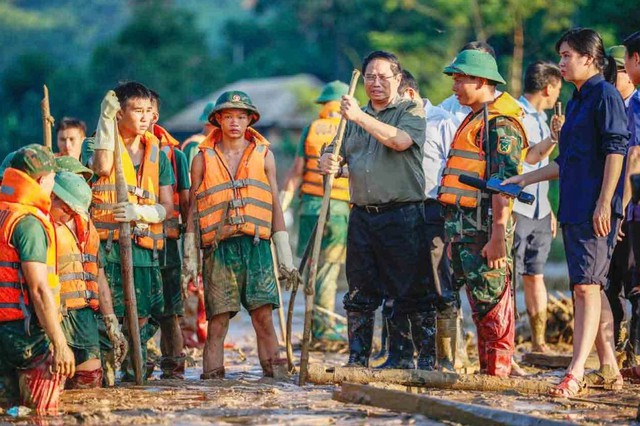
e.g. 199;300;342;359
522;352;599;369
334;382;567;426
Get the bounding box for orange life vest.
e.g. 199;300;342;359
56;215;100;312
0;168;59;323
195;127;273;248
155;124;182;240
438;93;527;208
90;132;164;254
301;101;350;202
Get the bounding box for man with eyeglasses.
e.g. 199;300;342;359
319;51;434;370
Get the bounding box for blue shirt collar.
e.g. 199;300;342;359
573;74;604;99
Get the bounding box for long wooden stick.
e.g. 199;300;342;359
298;69;360;385
270;242;287;344
113;119;144;385
40;85;53;148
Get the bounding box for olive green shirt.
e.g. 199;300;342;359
12;215;48;263
332;96;426;206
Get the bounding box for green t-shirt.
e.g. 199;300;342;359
104;150;175;267
11;215;48;263
182;140;201;171
173;148;191;191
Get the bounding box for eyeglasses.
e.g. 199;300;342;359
363;74;397;83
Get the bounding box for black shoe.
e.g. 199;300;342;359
376;314;415;370
345;311;374;367
409;311;437;371
372;316;389;361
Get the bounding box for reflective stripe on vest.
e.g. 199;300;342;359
90;132;165;252
195;128;273;248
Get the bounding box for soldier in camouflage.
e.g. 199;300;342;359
438;50;527;376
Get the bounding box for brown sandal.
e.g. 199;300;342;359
548;373;587;398
584;365;623;390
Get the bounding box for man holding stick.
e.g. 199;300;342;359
319;51;433;369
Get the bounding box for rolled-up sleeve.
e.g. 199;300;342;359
397;102;426;148
597;89;630;156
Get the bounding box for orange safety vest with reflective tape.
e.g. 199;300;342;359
195;127;273;248
0;168;59;322
90;132;164;253
155;124;181;240
56;215;100;312
438;93;527;208
301;101;349;202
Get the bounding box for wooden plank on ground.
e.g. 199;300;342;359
521;352;599;369
334;382;568;426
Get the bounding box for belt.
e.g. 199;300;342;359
356;201;419;214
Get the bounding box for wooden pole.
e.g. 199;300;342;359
270;242;287;344
298;69;360;385
113;119;144;385
40;85;53;148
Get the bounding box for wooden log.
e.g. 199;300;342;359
309;365;552;394
334;383;568;426
521;352;599;370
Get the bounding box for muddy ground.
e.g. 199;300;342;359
2;290;640;425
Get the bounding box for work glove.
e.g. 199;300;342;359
103;314;128;366
272;231;301;290
279;190;294;213
113;202;166;224
94;90;121;152
181;232;199;300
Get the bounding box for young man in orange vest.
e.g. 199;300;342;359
183;91;298;379
438;50;527;376
89;82;175;381
56;117;87;160
51;170;128;388
281;81;350;343
148;90;190;378
0;145;75;414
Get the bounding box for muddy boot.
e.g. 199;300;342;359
454;316;472;371
201;367;225;380
436;316;457;372
102;349;116;387
376;314;415;369
409;311;436;370
160;354;186;380
529;312;548;353
627;297;640;368
372;316;389;361
345;311;374;367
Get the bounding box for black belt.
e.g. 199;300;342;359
356;201;420;214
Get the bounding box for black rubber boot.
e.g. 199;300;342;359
376;314;415;369
345;311;374;367
372;316;389;361
627;297;640;367
409;311;437;371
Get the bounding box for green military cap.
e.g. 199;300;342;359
52;171;92;219
199;102;215;123
10;144;59;179
208;91;260;127
443;50;506;85
316;81;349;103
606;45;626;68
55;156;94;181
0;151;16;181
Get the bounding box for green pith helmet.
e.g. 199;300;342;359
606;45;626;68
199;102;215;123
208;91;260;127
52;171;92;219
0;151;16;180
443;50;506;85
10;144;59;179
55;156;94;181
316;80;349;103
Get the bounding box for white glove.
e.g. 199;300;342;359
279;190;294;213
272;231;295;272
103;314;128;366
94;91;121;151
181;232;199;300
113;202;166;224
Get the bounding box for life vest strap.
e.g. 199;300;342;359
92;184;156;202
0;261;20;269
201;216;272;236
0;281;21;289
60;290;99;303
195;179;271;200
59;271;98;283
438;186;478;198
442;168;481;178
448;149;483;160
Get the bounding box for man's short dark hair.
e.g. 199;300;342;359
55;117;86;135
114;81;151;107
624;31;640;57
523;61;562;94
398;70;420;96
362;51;402;75
461;41;496;58
149;89;161;112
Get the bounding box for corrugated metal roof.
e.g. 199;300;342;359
164;74;324;133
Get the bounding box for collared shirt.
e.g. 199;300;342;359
423;99;456;199
336;96;426;206
624;91;640;220
555;74;629;224
513;95;552;219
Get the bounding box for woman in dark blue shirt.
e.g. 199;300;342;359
504;28;629;397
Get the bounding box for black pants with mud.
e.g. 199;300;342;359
606;220;634;347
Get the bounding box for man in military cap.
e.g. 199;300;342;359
0;145;75;413
183;91;298;379
281;81;350;343
182;102;216;169
438;50;527;376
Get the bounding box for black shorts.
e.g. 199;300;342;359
562;218;620;288
513;213;552;276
